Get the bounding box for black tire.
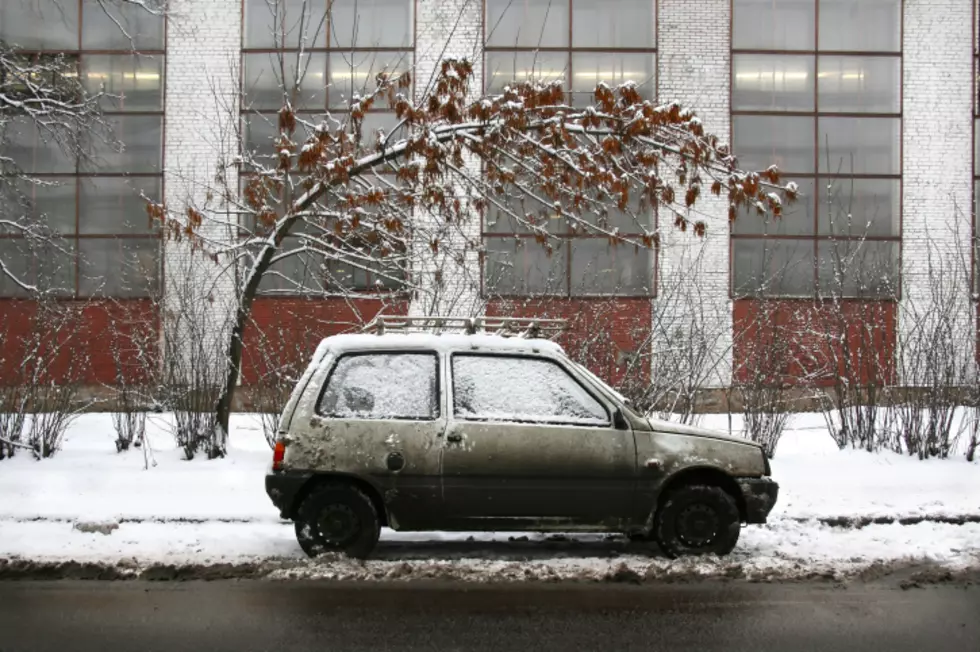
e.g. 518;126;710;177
654;484;741;559
294;482;381;560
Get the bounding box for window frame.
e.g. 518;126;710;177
0;0;165;299
314;350;442;421
481;0;659;299
240;0;415;297
449;351;612;427
729;0;903;301
973;0;979;298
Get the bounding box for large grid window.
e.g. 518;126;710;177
731;0;902;298
482;0;657;297
0;0;164;298
241;0;413;295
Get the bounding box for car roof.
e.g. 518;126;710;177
319;332;565;356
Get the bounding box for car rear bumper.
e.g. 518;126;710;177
738;477;779;524
265;471;312;519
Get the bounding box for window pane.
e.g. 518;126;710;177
241;113;282;165
318;353;438;419
452;355;608;425
485;195;567;234
818;0;900;52
818;117;899;175
485;237;568;295
572;0;655;48
486;0;569;48
82;0;165;50
4;177;77;233
244;0;327;48
732;54;814;111
975;118;980;171
258;238;322;294
570;239;652;296
80;177;160;235
82;54;164;111
818;178;899;237
817;239;898;298
83;115;162;173
78;237;158;297
732;238;815;297
328;51;411;110
817;56;899;113
3;117;76;173
732;178;815;236
732;0;814;51
330;0;413;48
571;52;655;107
0;238;75;297
485;51;568;96
732;115;815;174
243;52;327;111
0;0;78;49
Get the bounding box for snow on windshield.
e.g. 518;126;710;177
318;353;438;420
452;355;609;426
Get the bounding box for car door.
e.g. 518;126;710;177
304;349;447;529
440;352;636;529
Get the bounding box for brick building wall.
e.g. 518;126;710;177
899;0;976;384
7;0;980;396
656;0;733;388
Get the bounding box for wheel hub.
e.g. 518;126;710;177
317;504;360;545
676;503;720;548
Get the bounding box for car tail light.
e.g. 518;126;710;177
272;439;287;471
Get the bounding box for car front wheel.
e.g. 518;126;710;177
294;482;381;559
654;484;741;558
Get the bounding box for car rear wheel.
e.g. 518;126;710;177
294;482;381;559
654;484;740;558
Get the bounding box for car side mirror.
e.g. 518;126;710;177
613;408;629;431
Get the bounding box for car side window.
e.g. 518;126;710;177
451;354;609;426
318;352;439;420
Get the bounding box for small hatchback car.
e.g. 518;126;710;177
266;325;778;559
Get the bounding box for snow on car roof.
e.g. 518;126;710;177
320;332;565;355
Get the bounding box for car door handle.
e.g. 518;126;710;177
447;433;463;443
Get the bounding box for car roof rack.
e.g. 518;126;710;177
362;315;567;339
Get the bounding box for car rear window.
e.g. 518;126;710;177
317;352;439;420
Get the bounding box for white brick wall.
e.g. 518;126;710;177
409;0;485;317
899;0;975;383
163;0;243;368
656;0;733;387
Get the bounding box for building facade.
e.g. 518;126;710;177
0;0;977;393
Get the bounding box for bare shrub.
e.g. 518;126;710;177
244;321;314;448
105;306;158;453
732;301;794;458
160;272;229;460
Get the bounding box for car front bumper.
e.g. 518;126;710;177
265;471;313;519
738;477;779;524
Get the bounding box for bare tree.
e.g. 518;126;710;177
156;2;795;436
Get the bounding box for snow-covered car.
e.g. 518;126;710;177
265;324;778;559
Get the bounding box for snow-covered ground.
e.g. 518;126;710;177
1;413;978;581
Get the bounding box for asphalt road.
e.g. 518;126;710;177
1;580;978;652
